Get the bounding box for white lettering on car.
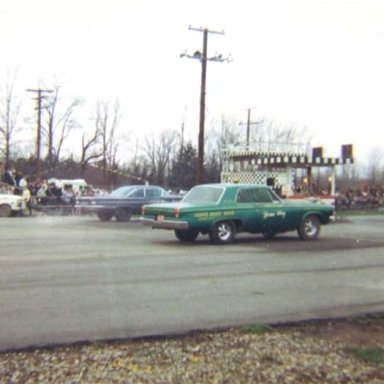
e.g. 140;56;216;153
262;210;286;219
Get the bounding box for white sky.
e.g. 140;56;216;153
1;0;384;165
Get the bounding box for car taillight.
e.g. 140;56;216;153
174;207;180;218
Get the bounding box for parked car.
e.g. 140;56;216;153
76;184;181;222
0;183;26;217
141;183;335;244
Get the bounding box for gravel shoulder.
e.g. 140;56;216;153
1;314;384;383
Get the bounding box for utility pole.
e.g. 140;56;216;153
27;88;53;177
181;26;228;184
239;107;263;149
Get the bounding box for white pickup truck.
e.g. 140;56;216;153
0;183;26;217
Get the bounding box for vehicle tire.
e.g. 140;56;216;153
209;221;236;244
297;215;320;240
97;210;114;222
115;208;133;222
0;204;12;218
174;229;199;242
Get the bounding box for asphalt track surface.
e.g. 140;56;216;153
1;214;384;351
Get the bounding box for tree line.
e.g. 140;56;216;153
0;73;224;190
1;71;383;191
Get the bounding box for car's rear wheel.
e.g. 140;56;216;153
297;215;320;240
97;210;114;222
115;208;133;222
209;221;236;244
174;229;199;242
0;204;12;218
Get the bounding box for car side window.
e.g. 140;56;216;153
255;188;273;203
130;188;144;198
146;188;161;199
237;189;252;203
237;188;273;203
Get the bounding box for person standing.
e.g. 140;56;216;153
22;181;33;216
14;170;24;195
3;168;15;187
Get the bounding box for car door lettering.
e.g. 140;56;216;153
193;210;235;220
262;210;286;219
194;212;209;219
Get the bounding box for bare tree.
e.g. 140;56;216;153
251;119;312;153
142;130;178;186
43;84;83;172
94;100;122;185
211;114;312;154
80;126;103;176
0;70;22;168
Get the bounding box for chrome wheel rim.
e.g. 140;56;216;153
217;222;232;241
304;219;317;237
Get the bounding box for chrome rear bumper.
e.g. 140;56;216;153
141;217;189;230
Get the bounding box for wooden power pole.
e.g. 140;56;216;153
27;88;53;177
182;26;226;184
239;108;263;149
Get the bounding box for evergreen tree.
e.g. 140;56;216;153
204;151;221;183
169;142;197;190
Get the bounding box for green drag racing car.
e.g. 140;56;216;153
141;183;335;244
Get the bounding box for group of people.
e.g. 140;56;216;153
33;179;76;207
0;162;81;215
335;185;384;210
1;161;100;216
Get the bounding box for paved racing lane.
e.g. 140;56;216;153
1;215;384;351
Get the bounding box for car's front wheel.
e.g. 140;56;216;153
174;229;199;242
209;221;236;244
297;215;320;240
0;204;12;218
97;210;114;222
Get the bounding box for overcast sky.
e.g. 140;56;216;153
1;0;383;165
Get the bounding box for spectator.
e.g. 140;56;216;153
14;170;27;195
335;185;384;210
21;180;33;216
3;168;15;187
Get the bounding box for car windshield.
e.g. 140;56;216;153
182;186;224;204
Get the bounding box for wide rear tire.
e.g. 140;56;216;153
297;215;320;240
209;221;236;244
